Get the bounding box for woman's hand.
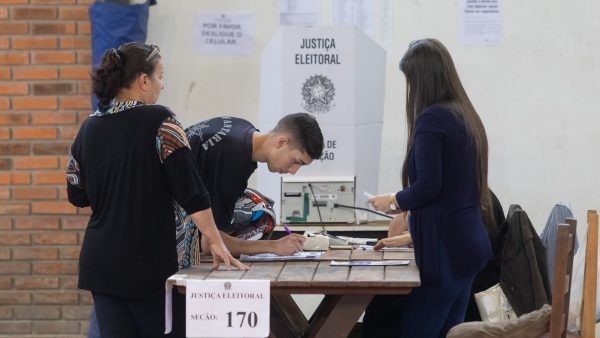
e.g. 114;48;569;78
388;212;409;237
373;233;412;251
208;238;249;271
368;193;402;214
271;234;306;255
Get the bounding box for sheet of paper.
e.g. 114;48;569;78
459;0;502;46
357;245;412;252
330;259;410;266
332;0;373;38
337;235;377;245
193;11;255;55
240;251;323;262
279;0;320;26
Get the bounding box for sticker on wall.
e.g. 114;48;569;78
301;74;335;114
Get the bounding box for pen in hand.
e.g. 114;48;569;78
283;224;303;253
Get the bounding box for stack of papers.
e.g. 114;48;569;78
240;251;323;262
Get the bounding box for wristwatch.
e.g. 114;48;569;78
388;193;398;211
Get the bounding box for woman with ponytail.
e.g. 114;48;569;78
367;39;494;338
66;42;247;338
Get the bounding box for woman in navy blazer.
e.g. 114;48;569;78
368;39;494;338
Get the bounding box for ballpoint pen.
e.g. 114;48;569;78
283;224;303;252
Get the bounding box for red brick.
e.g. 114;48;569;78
32;232;77;245
0;232;29;245
59;35;90;49
0;22;28;34
0;143;29;155
0;321;31;334
0;187;8;199
78;20;90;34
12;7;58;20
14;216;59;229
32;82;74;95
0;248;9;259
32;171;64;184
32;142;70;155
0;130;8;141
14;306;61;320
59;155;68;167
32;0;76;3
0;113;28;125
32;51;76;64
0;82;28;95
0;203;29;214
13;127;57;140
78;0;94;3
33;320;79;334
32;201;77;214
61;276;77;289
59;6;87;20
0;172;30;184
33;291;78;304
60;96;90;110
13;97;57;110
62;305;91;319
13;157;58;170
32;22;76;35
0;36;8;48
13;36;58;50
78;207;91;215
59;65;89;79
15;277;59;289
0;98;8;110
79;291;92;304
13;66;57;80
0;262;30;274
59;125;79;139
32;261;78;274
32;111;76;124
61;247;79;259
77;80;91;94
0;52;29;65
0;67;9;80
0;307;11;319
0;218;11;230
0;292;31;305
61;216;87;230
0;0;29;4
0;277;11;289
13;247;59;259
0;8;7;19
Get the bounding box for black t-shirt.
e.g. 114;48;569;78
185;116;258;231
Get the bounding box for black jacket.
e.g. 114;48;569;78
498;204;551;316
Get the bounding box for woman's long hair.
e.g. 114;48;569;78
399;38;493;225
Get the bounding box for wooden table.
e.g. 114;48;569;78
168;249;420;338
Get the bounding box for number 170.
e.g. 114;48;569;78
226;311;258;328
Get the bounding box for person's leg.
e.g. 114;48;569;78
92;292;139;338
362;295;407;338
127;290;185;338
439;277;473;337
87;305;101;338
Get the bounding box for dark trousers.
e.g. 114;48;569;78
92;290;185;338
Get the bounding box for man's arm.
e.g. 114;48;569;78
201;231;305;257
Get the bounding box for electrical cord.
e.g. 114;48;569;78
307;182;326;234
333;203;393;219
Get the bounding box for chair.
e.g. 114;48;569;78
580;210;597;338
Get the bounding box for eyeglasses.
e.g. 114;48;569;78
145;44;160;61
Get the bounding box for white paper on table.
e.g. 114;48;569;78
164;274;187;334
240;251;322;262
330;259;410;266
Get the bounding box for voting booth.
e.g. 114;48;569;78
257;26;386;223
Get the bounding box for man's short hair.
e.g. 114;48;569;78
273;113;324;159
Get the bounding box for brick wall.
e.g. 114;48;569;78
1;0;93;337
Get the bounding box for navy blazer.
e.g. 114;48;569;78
395;105;493;286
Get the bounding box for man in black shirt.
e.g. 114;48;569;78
176;113;324;268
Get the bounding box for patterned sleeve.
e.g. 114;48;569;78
66;153;82;188
156;116;191;162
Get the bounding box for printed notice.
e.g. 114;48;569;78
459;0;502;46
279;0;320;26
332;0;373;38
186;280;269;337
193;12;255;55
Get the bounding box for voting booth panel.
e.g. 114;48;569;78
257;26;386;223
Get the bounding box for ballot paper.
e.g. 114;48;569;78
240;251;322;262
330;260;410;266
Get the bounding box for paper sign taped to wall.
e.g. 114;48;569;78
193;11;255;55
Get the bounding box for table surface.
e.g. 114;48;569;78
169;249;421;293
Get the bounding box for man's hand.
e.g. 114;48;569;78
208;239;249;271
271;234;306;255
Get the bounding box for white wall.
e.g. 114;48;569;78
148;0;600;234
